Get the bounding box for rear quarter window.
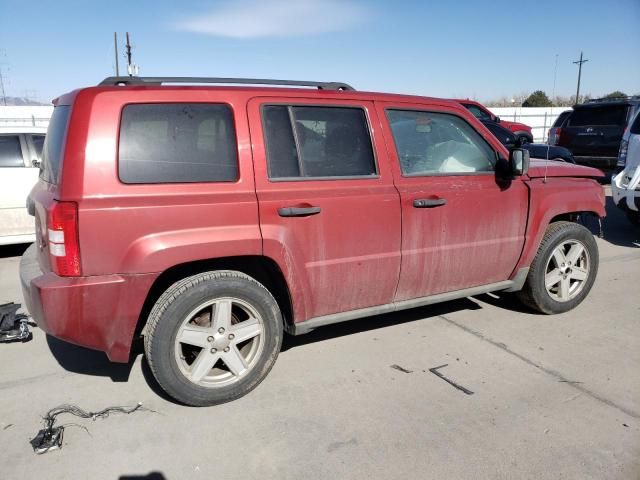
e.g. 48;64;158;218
118;103;238;184
40;106;71;183
568;106;629;126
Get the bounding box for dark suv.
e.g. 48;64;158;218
550;97;640;169
21;77;605;406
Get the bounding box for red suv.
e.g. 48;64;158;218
21;77;605;406
456;99;534;144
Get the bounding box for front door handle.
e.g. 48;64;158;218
278;206;321;217
413;198;447;208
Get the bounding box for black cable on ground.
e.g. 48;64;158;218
30;402;154;454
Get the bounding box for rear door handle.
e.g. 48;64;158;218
413;198;447;208
278;206;321;217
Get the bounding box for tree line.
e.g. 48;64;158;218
485;90;635;107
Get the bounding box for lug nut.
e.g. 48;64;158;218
207;336;214;342
218;327;225;334
210;348;217;354
229;333;235;340
223;346;230;352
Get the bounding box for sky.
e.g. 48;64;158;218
1;0;639;104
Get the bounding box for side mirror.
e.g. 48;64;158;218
494;116;501;123
510;148;530;176
31;159;41;168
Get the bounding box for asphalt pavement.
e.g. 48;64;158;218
0;190;638;480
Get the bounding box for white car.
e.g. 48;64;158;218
612;109;640;225
0;126;46;245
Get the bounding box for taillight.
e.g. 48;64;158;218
548;127;563;145
47;201;81;276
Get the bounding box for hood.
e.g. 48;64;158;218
527;159;604;179
502;120;531;132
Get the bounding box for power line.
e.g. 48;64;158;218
573;51;589;104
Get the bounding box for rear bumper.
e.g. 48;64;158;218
574;156;617;169
611;171;640;212
20;244;158;362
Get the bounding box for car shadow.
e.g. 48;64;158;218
46;335;139;382
0;242;31;259
281;297;481;351
601;196;640;248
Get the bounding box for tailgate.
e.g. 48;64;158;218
560;104;629;157
562;125;625;157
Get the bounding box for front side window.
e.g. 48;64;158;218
31;134;45;162
263;105;376;179
0;135;24;167
386;110;495;175
119;103;238;184
464;104;492;122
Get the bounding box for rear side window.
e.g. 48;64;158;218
262;105;376;179
0;135;24;167
41;106;71;183
119;103;238;184
569;106;629;126
552;110;571;127
31;134;45;159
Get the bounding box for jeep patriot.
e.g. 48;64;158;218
20;77;606;406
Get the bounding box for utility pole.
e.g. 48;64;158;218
573;51;589;104
0;67;6;106
114;32;120;76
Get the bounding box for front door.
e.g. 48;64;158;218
248;97;402;322
377;102;528;301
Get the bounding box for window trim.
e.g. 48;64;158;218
260;102;380;182
384;108;499;178
116;102;241;185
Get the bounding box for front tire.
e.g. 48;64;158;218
144;271;283;406
517;222;599;314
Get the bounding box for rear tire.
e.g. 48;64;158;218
517;222;599;314
144;271;283;406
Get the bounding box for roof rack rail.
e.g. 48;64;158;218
98;76;355;91
585;95;640;103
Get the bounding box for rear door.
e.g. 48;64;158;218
376;101;528;300
562;104;630;157
248;97;401;321
0;133;38;243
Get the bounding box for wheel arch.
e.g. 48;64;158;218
133;255;295;342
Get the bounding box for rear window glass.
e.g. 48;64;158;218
0;135;24;167
40;106;71;183
569;106;629;127
118;103;238;184
262;105;376;179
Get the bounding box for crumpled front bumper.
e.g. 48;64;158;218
612;168;640;212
